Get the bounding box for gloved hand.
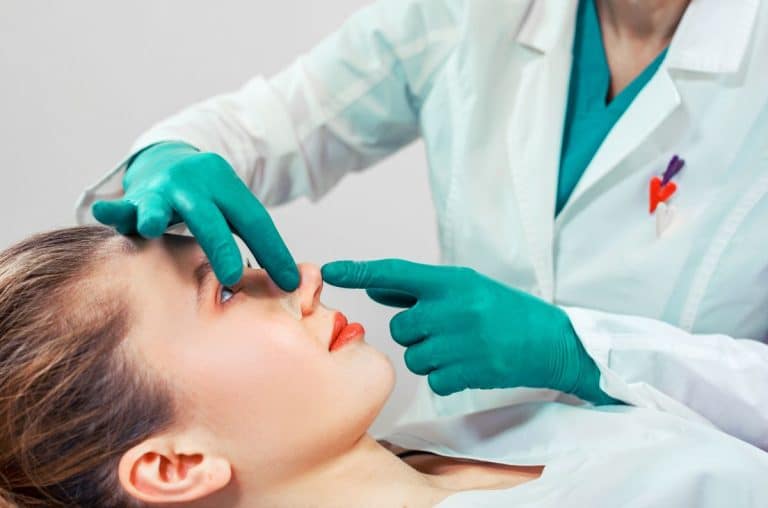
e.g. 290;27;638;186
92;141;299;290
322;259;618;404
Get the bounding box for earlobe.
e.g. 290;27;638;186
118;438;232;504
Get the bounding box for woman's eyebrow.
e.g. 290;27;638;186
194;260;214;310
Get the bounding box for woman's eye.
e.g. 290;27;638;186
219;286;237;304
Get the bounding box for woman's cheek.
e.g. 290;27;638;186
220;313;321;362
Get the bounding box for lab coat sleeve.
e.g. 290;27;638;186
564;305;768;450
75;0;460;223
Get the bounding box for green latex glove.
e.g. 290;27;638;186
322;259;618;404
92;141;299;290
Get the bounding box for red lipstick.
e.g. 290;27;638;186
329;312;365;352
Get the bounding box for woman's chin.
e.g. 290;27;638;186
348;349;396;409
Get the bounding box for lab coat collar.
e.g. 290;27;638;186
515;0;761;74
514;1;574;54
665;0;760;74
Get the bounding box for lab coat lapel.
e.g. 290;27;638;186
507;1;577;301
558;68;682;219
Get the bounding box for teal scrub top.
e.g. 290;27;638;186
556;0;669;216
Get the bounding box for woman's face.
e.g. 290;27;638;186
119;234;395;484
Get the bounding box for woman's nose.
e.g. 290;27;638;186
295;263;323;316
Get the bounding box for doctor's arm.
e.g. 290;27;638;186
320;258;768;449
81;0;459;286
565;306;768;450
77;0;459;213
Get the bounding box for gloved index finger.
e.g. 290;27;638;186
321;259;440;297
217;177;300;292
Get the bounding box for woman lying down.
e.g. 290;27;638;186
1;226;766;508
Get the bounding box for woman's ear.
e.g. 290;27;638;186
118;436;232;504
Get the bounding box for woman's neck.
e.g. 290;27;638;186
236;434;454;508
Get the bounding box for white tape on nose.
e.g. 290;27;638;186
280;297;302;320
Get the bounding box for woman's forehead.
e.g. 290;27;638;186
118;235;205;287
142;234;204;261
162;233;199;250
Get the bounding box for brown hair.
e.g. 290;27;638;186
0;225;176;507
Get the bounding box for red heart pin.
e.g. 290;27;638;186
649;176;677;213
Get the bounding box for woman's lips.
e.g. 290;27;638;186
329;311;365;352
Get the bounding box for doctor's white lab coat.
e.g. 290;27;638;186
76;0;768;449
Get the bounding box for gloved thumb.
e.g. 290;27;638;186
366;288;417;308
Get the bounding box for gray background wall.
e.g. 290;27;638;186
0;1;438;435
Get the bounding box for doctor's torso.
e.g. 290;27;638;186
417;0;768;341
